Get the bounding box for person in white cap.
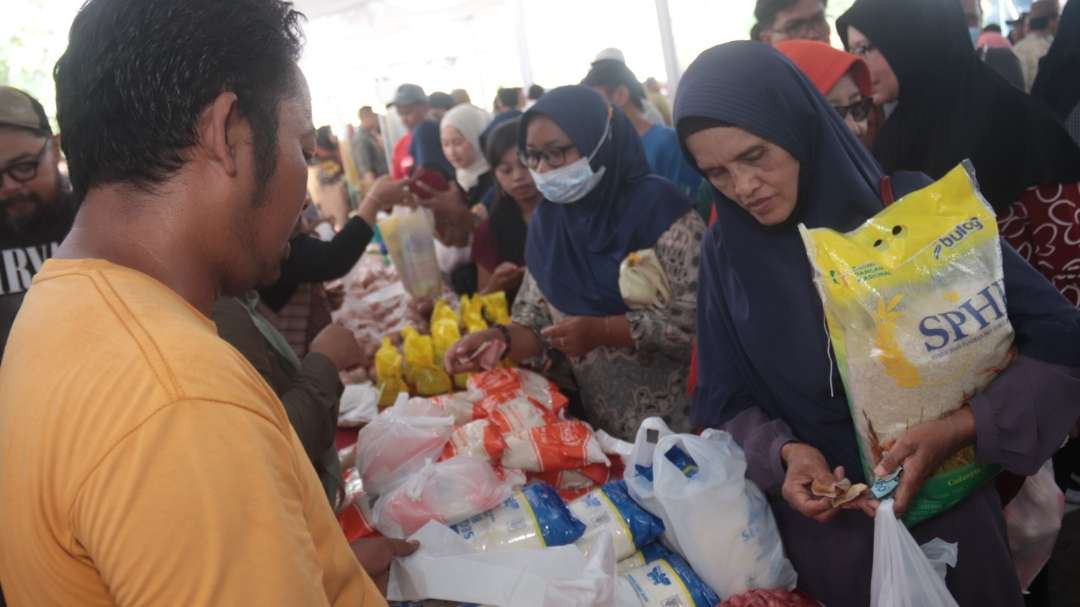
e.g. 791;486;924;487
591;48;667;126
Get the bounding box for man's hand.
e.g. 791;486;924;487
309;324;364;371
350;537;419;595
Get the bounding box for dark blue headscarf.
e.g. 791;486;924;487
521;86;691;316
409;120;454;178
677;42;1080;479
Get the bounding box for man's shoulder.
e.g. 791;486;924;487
10;261;279;408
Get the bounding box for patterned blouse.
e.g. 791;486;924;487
512;211;706;439
999;182;1080;306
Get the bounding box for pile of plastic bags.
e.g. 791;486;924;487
367;414;805;607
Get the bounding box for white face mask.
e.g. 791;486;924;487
529;113;611;204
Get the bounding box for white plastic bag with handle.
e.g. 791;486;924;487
625;417;797;599
871;499;959;607
1004;461;1065;590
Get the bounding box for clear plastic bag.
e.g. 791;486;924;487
378;206;442;299
355;396;455;496
870;500;958;607
1005;461;1065;590
625;418;797;600
371;456;524;538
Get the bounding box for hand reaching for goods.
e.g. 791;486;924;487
310;324;364;371
350;537;419;595
873;406;976;517
444;329;508;374
483;263;525;295
540;317;603;358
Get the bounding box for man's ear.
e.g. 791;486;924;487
197;91;242;177
49;135;62;169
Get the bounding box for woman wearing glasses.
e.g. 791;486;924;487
446;86;704;439
776;40;880;148
839;0;1080;306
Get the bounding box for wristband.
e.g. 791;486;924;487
494;323;513;350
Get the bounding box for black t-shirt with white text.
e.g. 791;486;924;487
0;194;77;359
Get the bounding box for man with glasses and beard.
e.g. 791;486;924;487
0;87;76;359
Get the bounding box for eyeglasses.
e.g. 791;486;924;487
0;139;50;184
772;11;829;38
519;144;577;170
833;97;875;122
850;42;878;58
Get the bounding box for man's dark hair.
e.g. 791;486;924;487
497;87;521;110
358;105;374;117
982;23;1003;33
583;59;646;112
316;125;335;150
429;92;455;111
527;84;545;101
55;0;305;200
754;0;827;32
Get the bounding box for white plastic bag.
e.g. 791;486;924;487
625;418;797;599
337;382;380;427
371;456;525;538
387;521;616;607
1005;461;1065;590
354;396;454;496
618;249;671;310
870;500;958;607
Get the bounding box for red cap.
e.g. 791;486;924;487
775;40;872;98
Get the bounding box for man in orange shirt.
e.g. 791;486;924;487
0;0;413;605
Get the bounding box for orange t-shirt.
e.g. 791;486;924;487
0;259;385;607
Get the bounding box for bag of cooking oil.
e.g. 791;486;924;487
431;298;460;327
799;162;1012;526
480;291;511;325
460;294;488;334
375;337;405;408
431;318;469;389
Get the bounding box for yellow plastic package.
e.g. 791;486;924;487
480;291;511;325
402;327;452;396
460;294;488;334
374;337;405;408
431;298;461;328
432;318;470;389
799;162;1012;526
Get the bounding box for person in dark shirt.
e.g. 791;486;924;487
259;175;406;312
0;87;77;359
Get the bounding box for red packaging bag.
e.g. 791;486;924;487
501;421;610;472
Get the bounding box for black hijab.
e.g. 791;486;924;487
676;41;1080;480
838;0;1080;213
1031;0;1080;123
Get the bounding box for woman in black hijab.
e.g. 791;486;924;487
677;41;1080;606
1031;0;1080;146
838;0;1080;306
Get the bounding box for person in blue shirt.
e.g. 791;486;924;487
583;60;704;204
